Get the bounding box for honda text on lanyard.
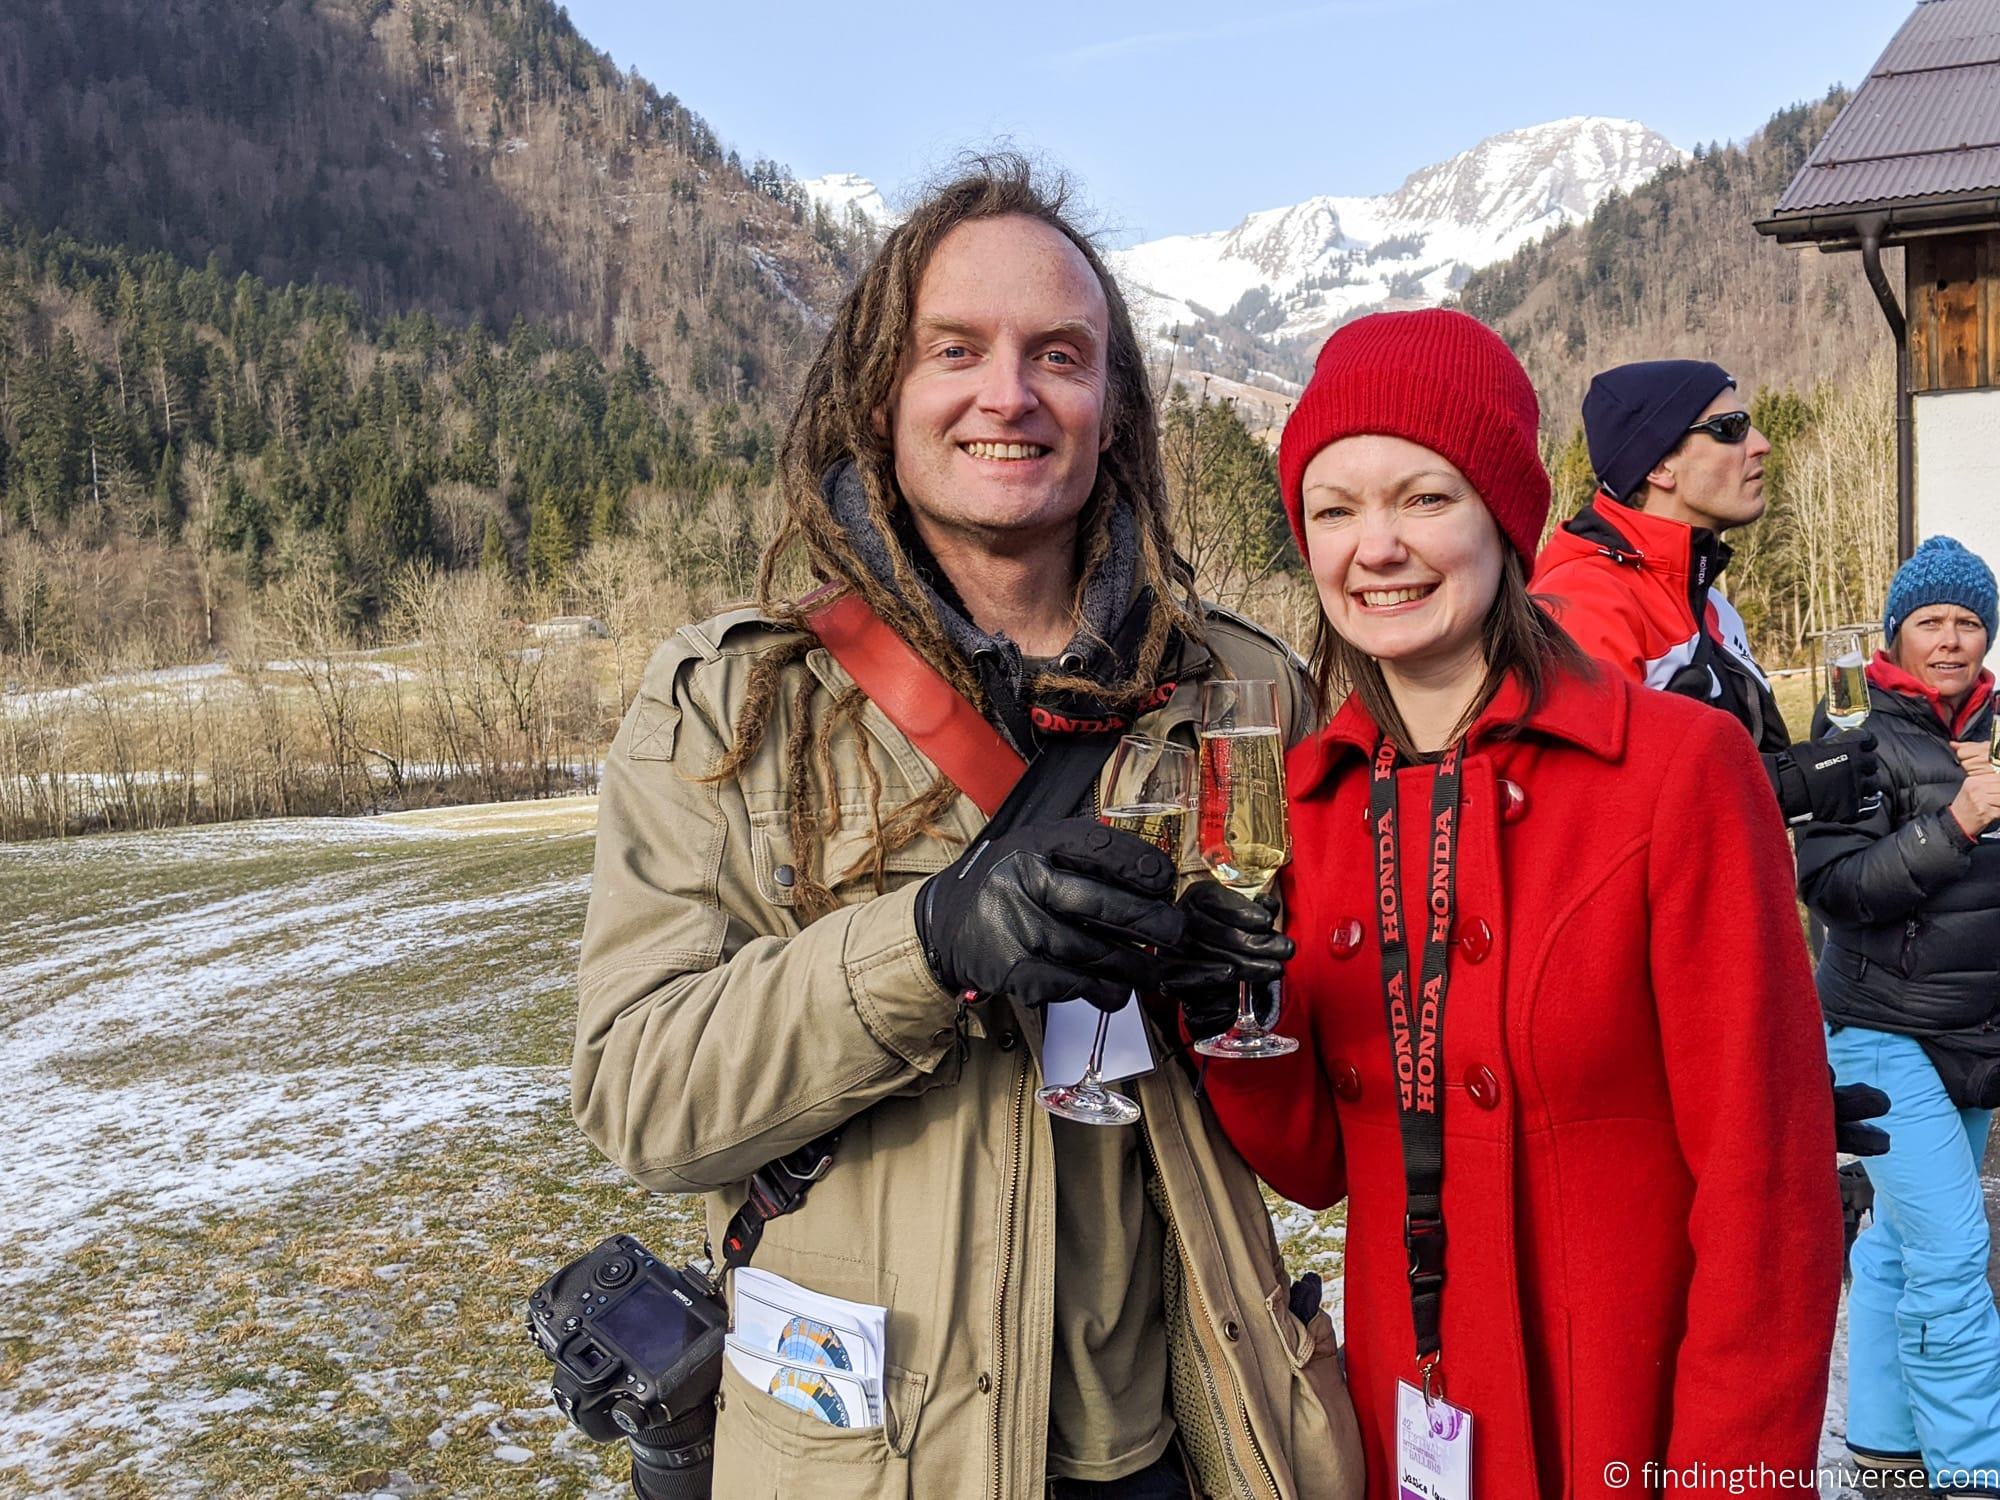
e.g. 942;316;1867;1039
1370;736;1476;1498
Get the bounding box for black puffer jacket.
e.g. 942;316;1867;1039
1797;665;2000;1035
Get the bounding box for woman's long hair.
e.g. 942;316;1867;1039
706;154;1200;920
1307;550;1589;759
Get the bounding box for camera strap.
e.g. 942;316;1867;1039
802;583;1027;817
1368;735;1463;1397
718;591;1128;1271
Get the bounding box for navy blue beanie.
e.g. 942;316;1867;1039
1884;536;1998;644
1582;360;1736;503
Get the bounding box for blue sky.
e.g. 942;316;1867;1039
561;0;1904;242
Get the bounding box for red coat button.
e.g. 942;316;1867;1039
1499;779;1528;823
1456;917;1494;964
1466;1065;1500;1109
1332;1062;1362;1101
1328;918;1365;958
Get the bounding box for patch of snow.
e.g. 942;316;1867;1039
0;823;589;1288
747;246;818;326
800;172;895;229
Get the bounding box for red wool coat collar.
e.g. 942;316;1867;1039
1292;663;1626;798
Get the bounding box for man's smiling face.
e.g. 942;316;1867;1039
883;213;1112;550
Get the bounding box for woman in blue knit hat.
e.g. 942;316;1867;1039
1797;535;2000;1494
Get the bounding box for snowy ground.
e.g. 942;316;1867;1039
1;800;1992;1497
0;799;660;1498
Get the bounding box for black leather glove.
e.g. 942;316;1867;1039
1834;1075;1891;1157
1774;729;1881;825
1166;883;1294;1040
915;818;1183;1011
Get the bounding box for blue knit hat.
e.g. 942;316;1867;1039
1884;536;1998;643
1582;359;1736;503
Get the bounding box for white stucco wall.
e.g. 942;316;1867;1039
1914;389;2000;663
1915;388;2000;557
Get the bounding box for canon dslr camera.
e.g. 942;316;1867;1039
527;1234;727;1500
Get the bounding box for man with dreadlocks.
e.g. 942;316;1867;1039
573;159;1363;1500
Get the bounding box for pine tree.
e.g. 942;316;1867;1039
480;513;510;575
526;491;572;584
364;462;433;562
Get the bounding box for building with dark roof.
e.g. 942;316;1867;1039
1758;0;2000;564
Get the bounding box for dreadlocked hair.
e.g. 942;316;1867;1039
703;153;1200;924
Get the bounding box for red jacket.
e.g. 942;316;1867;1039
1531;496;1788;755
1204;665;1840;1498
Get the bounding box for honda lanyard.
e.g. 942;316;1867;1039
1368;735;1463;1401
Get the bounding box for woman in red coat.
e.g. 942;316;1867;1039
1196;309;1841;1497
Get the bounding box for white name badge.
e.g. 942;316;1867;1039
1040;993;1156;1084
1396;1379;1474;1500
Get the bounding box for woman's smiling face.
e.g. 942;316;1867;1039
1300;434;1507;679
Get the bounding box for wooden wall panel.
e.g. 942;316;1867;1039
1908;239;1936;393
1986;233;2000;391
1906;232;2000;393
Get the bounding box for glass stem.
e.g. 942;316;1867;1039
1232;979;1257;1034
1080;1008;1112;1089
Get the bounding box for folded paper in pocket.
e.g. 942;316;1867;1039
724;1336;878;1430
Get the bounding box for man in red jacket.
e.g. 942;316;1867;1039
1532;359;1881;826
1532;358;1892;1160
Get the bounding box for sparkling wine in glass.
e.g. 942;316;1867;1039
1036;735;1194;1126
1823;628;1882;813
1824;629;1870;731
1194;680;1298;1060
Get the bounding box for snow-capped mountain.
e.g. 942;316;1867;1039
1111;117;1685;359
801;171;895;228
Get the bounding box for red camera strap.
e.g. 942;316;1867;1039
802;585;1028;817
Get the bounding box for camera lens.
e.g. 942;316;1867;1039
595;1255;636;1289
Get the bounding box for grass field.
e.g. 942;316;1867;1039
0;800;660;1499
0;799;1350;1499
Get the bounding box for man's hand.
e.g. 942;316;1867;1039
1948;758;2000;840
1834;1077;1890;1157
1163;883;1294;1040
916;819;1183;1012
1781;728;1881;824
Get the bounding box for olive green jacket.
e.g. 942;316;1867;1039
572;601;1363;1500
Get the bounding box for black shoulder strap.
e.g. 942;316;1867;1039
718;729;1123;1270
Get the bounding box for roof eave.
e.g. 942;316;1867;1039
1756;189;2000;249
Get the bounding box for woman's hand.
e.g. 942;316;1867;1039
1161;882;1294;1038
1947;757;2000;839
1950;739;1991;776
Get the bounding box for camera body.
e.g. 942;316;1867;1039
527;1234;727;1454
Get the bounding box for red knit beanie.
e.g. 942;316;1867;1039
1277;308;1549;566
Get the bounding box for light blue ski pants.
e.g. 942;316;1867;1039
1827;1024;2000;1487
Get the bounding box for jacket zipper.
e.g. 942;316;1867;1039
1140;1126;1280;1500
992;1050;1027;1500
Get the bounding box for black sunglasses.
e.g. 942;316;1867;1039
1684;410;1752;444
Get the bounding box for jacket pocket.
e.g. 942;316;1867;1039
711;1354;925;1500
750;805;952;909
1262;1285;1366;1500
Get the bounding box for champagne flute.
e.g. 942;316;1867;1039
1036;734;1194;1126
1823;628;1883;813
1193;680;1299;1059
